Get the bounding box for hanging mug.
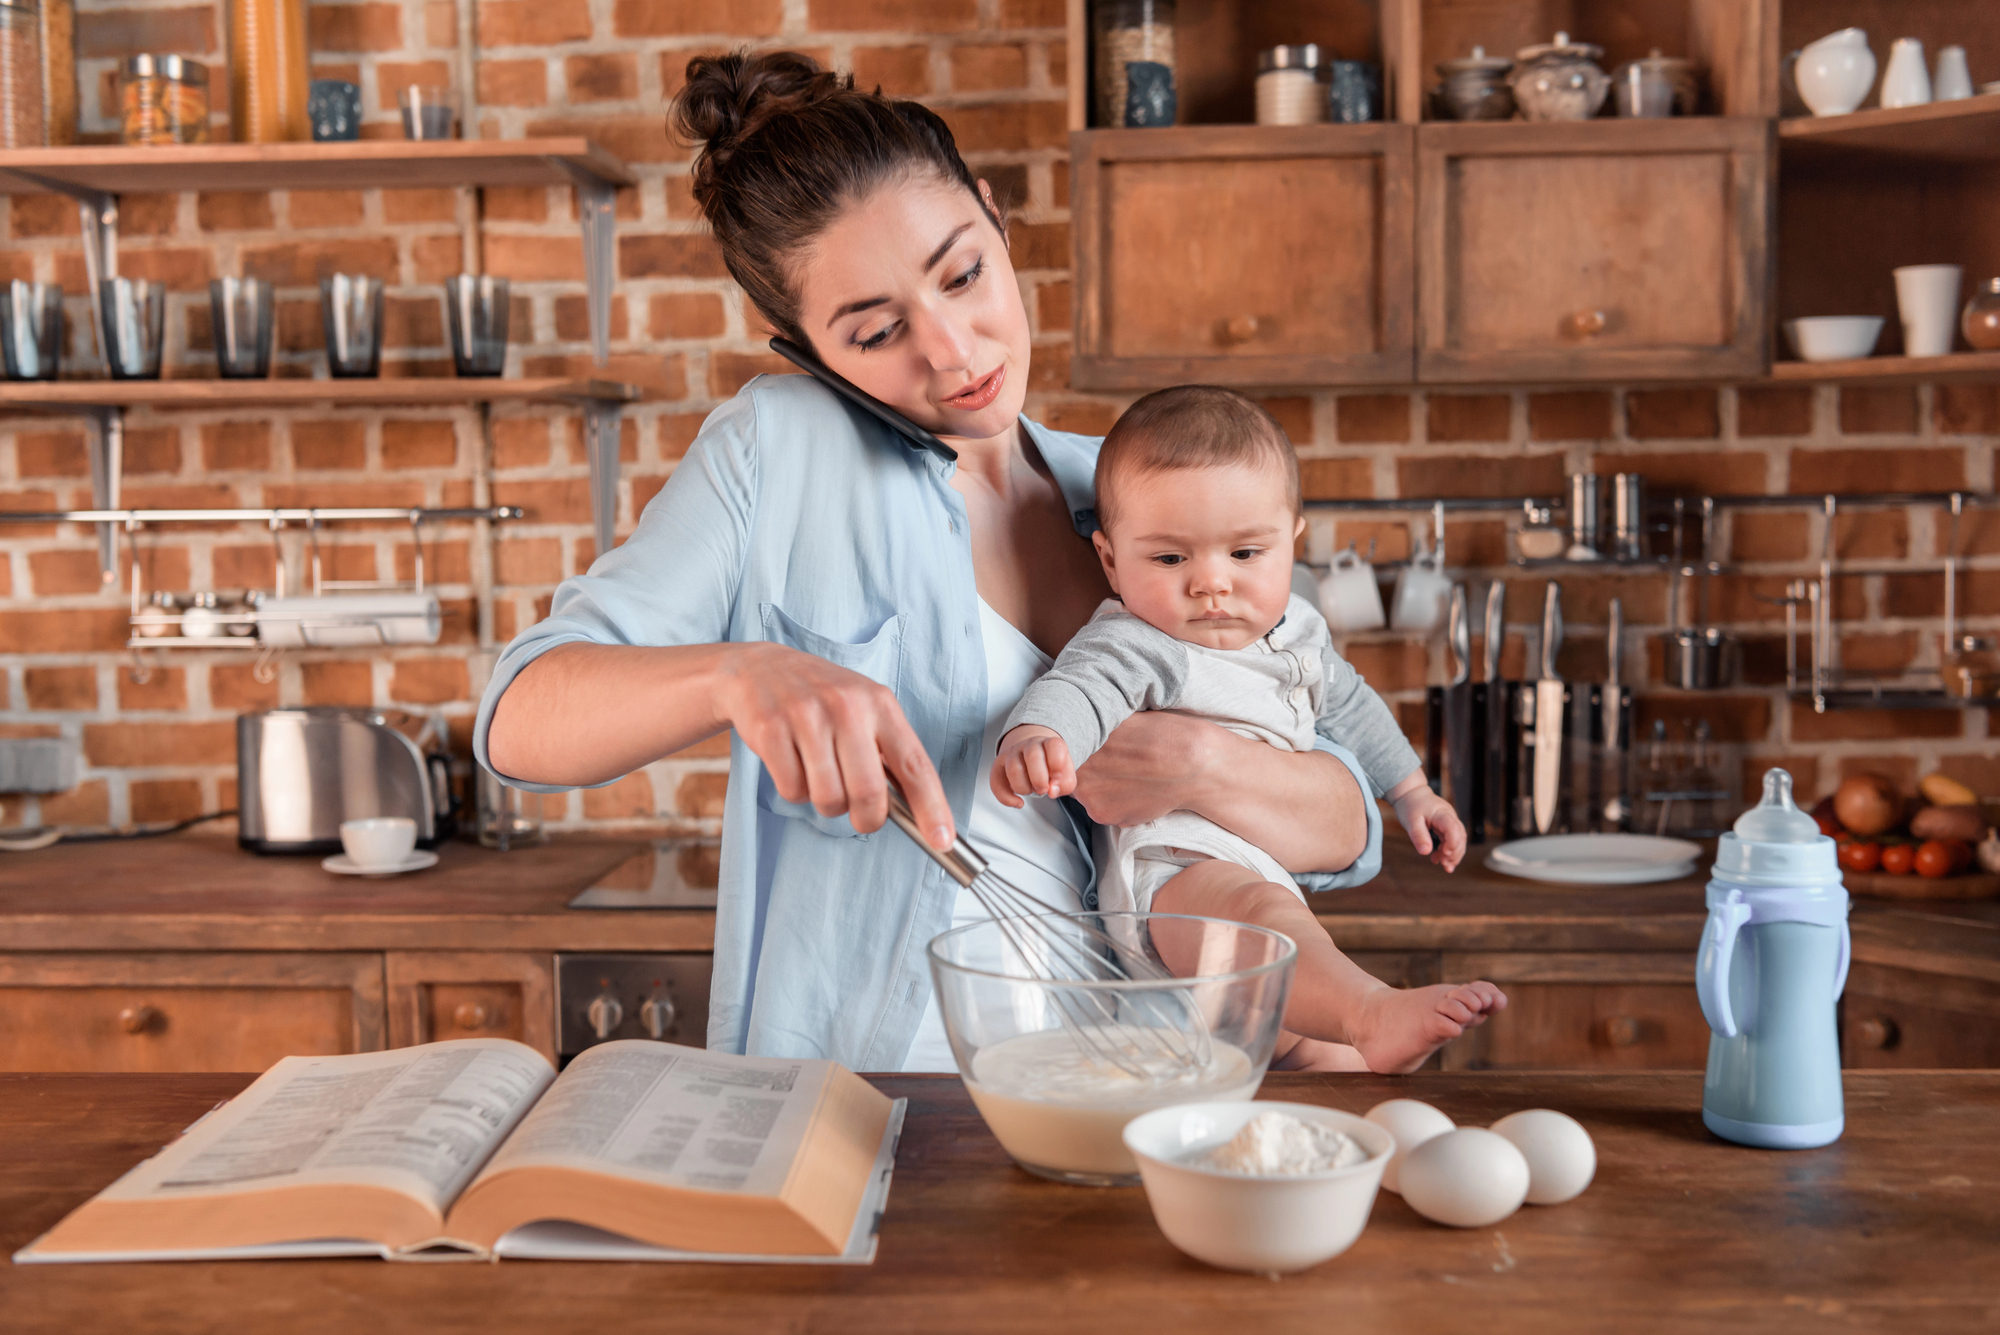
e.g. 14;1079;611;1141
1319;545;1385;632
1391;537;1452;632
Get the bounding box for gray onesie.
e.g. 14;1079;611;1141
1004;594;1420;910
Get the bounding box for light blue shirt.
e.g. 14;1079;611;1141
474;374;1383;1069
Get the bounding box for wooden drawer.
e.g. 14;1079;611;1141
1416;119;1770;383
0;953;385;1073
1843;963;2000;1070
1439;952;1708;1071
386;951;556;1063
1072;123;1415;388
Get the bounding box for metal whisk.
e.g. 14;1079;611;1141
885;781;1210;1079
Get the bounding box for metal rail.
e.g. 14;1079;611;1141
0;506;524;525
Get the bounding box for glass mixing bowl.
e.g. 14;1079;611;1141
928;912;1296;1186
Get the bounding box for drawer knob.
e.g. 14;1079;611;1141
1855;1015;1899;1050
452;1002;496;1031
1566;309;1609;339
640;996;676;1041
1220;314;1260;345
119;1004;161;1035
587;994;623;1040
1597;1015;1641;1048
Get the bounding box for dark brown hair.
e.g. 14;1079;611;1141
1094;386;1301;532
672;50;1000;347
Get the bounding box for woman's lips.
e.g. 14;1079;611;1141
943;365;1005;413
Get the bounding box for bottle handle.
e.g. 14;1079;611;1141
1833;918;1851;1003
1696;891;1751;1038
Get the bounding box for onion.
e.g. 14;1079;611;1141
1834;774;1903;838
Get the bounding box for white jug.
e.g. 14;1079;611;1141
1795;28;1875;116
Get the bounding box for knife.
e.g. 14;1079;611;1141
1479;579;1505;843
1533;582;1566;835
1444;584;1476;832
1601;597;1633;831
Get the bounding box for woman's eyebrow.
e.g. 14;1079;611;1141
824;222;980;328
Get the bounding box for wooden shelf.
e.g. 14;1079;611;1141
0;139;633;195
1779;95;2000;162
0;377;641;412
1769;351;2000;385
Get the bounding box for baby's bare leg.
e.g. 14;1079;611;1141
1149;859;1506;1075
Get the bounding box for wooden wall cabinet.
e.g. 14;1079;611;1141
1437;952;1710;1071
1071;125;1415;389
1416;119;1772;383
1842;962;2000;1069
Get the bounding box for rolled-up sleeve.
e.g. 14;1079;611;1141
1293;736;1383;892
472;393;759;789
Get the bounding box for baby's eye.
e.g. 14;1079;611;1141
1232;547;1263;561
1153;553;1185;567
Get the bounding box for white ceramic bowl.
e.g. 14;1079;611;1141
340;816;417;869
1784;316;1883;362
1122;1101;1393;1273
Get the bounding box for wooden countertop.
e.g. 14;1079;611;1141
4;1070;1995;1333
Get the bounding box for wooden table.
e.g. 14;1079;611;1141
5;1070;1996;1333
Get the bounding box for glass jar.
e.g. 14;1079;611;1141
1255;44;1321;126
1093;0;1176;128
227;0;310;142
121;54;209;145
476;765;547;851
1961;278;2000;351
0;0;45;148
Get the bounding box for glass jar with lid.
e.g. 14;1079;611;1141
0;0;45;148
1961;278;2000;351
121;54;209;144
1093;0;1177;128
1255;44;1323;126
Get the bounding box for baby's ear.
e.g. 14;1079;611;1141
1292;513;1307;541
1091;529;1120;592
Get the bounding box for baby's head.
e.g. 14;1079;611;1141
1092;386;1304;651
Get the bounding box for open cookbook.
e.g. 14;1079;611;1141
15;1038;904;1265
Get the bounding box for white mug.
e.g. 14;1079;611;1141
1894;264;1962;358
1390;541;1452;632
1934;46;1973;102
340;817;418;870
1318;546;1385;632
1881;37;1931;109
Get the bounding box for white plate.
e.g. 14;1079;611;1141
322;850;439;877
1485;834;1701;885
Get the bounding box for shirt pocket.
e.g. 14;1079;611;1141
755;603;905;839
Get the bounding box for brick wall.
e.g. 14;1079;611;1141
1;0;1994;840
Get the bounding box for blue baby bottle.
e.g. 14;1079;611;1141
1696;767;1850;1149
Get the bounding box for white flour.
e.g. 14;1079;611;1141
1194;1111;1367;1175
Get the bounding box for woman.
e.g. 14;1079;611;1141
476;51;1382;1070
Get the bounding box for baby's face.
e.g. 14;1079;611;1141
1092;462;1304;651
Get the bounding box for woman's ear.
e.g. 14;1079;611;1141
976;178;1009;243
1091;529;1120;594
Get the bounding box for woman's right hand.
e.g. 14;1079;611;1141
719;642;956;850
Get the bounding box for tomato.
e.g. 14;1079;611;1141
1914;840;1956;878
1814;810;1842;838
1880;843;1916;876
1838;841;1881;874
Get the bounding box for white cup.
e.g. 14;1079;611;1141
1390;546;1452;632
341;817;418;870
1894;264;1962;358
1318;547;1385;632
1934;45;1973;101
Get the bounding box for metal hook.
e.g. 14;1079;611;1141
307;512;324;596
253;645;281;684
408;509;428;593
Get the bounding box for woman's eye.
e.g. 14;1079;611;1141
947;258;985;292
855;323;896;352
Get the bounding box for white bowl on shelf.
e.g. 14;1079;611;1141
1784;316;1884;362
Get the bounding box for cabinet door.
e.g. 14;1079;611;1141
1417;120;1771;383
0;953;385;1072
385;951;556;1063
1843;962;2000;1069
1438;952;1708;1071
1072;124;1415;388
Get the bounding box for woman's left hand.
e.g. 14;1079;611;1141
1070;711;1216;828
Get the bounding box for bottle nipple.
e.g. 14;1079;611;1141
1733;767;1821;844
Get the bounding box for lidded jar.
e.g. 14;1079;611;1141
1435;46;1514;121
1510;31;1609;121
121;54;210;145
1255;44;1323;126
1961;277;2000;351
1092;0;1177;128
1612;49;1697;117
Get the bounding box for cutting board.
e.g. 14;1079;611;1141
1845;869;2000;900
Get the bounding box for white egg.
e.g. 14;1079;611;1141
1490;1108;1596;1205
1364;1098;1456;1196
1398;1127;1530;1228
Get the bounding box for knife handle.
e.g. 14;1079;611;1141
1483;580;1505;681
1540;583;1563;679
1448;584;1470;686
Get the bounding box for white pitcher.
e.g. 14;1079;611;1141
1795;28;1875;116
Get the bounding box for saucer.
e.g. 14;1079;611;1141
1486;834;1700;885
322;850;439;877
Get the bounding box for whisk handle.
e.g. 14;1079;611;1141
884;779;988;887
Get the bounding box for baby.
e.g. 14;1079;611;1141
991;386;1504;1073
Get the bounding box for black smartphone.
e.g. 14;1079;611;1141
768;336;957;462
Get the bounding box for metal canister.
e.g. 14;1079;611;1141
1568;473;1602;555
121;53;209;144
1611;472;1646;561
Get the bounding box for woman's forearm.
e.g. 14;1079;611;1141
1188;730;1369;874
485;641;745;787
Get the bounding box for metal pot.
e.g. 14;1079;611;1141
1666;627;1738;690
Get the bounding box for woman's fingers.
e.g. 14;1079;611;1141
790;711;850;817
833;715;889;832
874;703;954;849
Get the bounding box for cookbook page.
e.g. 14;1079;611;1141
463;1040;827;1198
88;1039;556;1216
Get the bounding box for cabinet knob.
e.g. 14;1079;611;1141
1220;314;1260;345
452;1002;495;1031
1597;1015;1641;1048
1855;1015;1899;1050
640;996;676;1041
1566;309;1609;339
119;1004;161;1035
587;994;623;1040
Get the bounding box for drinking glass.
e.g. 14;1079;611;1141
0;280;63;381
208;277;273;379
399;85;455;140
320;274;384;378
99;277;167;380
476;765;546;851
445;274;509;377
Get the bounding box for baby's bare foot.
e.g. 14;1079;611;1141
1350;982;1507;1075
1271;1032;1371;1073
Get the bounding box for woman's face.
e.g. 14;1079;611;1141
793;174;1032;448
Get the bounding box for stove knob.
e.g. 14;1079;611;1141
587;994;623;1040
640;996;676;1040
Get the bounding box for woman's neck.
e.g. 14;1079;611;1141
944;420;1028;495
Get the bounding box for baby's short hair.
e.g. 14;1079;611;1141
1093;385;1301;532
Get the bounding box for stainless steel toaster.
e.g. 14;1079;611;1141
237;707;455;854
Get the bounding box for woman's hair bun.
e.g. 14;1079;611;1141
673;50;847;158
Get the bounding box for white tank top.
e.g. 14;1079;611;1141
899;598;1091;1072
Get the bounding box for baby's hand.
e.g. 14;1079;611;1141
991;726;1075;809
1388;777;1467;872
